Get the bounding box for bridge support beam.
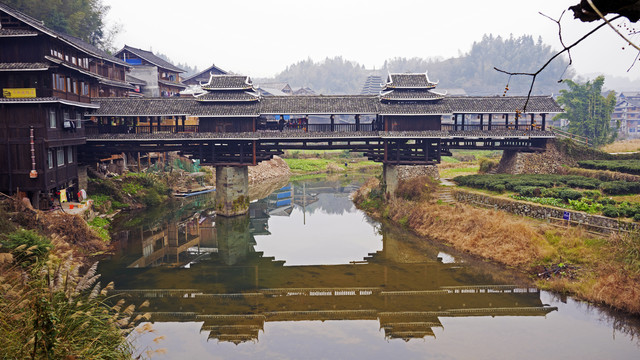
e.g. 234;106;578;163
215;166;249;217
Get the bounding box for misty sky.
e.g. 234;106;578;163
104;0;640;81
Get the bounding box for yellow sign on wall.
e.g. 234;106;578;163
2;88;36;98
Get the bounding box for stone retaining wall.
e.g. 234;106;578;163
452;188;639;234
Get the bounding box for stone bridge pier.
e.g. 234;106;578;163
216;166;249;217
383;164;440;195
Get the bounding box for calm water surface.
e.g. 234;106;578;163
98;175;640;359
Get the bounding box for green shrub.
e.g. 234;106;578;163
634;213;640;222
558;188;583;201
582;190;601;200
578;160;640;175
493;184;506;193
143;188;162;207
514;186;542;197
600;181;640;195
2;229;51;265
602;205;621;218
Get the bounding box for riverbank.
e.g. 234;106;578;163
353;176;640;315
0;196;138;358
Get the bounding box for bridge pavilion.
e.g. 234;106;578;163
86;73;562;215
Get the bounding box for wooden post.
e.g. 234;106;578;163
330;114;335;132
542;114;547;131
137;152;141;172
530;113;535;130
515;112;519;130
355;114;360;131
505;114;509;129
252;140;257;165
488;114;492;130
454;114;458;131
479;114;484;130
461;114;465;130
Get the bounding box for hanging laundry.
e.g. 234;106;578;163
60;189;67;203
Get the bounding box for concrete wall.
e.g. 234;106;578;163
216;166;249;216
129;65;159;97
452;188;639;234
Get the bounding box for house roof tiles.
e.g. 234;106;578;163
117;45;185;73
444;96;563;113
384;73;437;89
201;75;253;90
0;62;49;71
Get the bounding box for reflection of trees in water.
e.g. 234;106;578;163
303;193;354;216
545;292;640;345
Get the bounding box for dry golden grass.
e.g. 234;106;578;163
388;198;553;267
600;139;640;153
354;177;640;314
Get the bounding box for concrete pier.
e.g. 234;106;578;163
215;166;249;217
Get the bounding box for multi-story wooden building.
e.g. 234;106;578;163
115;45;186;97
0;2;133;207
612;92;640;138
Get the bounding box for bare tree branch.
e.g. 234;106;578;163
494;14;622;111
587;0;640;50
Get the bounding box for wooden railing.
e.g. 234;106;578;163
441;124;546;131
549;126;591;147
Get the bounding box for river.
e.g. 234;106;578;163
97;174;640;359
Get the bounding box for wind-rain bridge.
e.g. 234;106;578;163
83;73;562;215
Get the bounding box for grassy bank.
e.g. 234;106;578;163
0;197;144;358
283;150;380;176
353;176;640;315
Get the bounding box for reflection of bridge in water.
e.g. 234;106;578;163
103;185;557;344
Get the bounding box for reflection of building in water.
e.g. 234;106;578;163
106;219;557;344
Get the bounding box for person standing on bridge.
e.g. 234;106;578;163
279;115;285;132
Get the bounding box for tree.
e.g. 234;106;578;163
3;0;114;50
554;76;618;146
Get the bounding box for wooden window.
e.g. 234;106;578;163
72;56;77;65
49;109;56;128
72;80;78;94
47;150;53;169
66;78;71;92
67;147;73;164
57;148;64;167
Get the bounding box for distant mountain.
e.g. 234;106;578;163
266;34;575;96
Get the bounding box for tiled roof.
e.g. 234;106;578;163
0;62;49;71
380;89;444;101
444;96;563;113
379;101;451;115
90;95;563;117
182;63;227;84
126;75;147;86
45;56;135;90
0;2;129;67
193;102;261;117
0;28;38;37
0;96;99;108
93;98;194;116
92;97;261;117
117;45;185;73
260;96;379;114
196;91;260;102
158;79;187;89
384;73;437;89
202;75;253;90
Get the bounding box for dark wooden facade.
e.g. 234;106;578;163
0;2;132;207
384;115;441;131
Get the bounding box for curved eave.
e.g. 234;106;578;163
0;97;99;108
89;113;190;117
380;112;451;116
46;56;135;90
380;97;444;101
201;86;254;91
197;98;261;103
382;84;437;90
